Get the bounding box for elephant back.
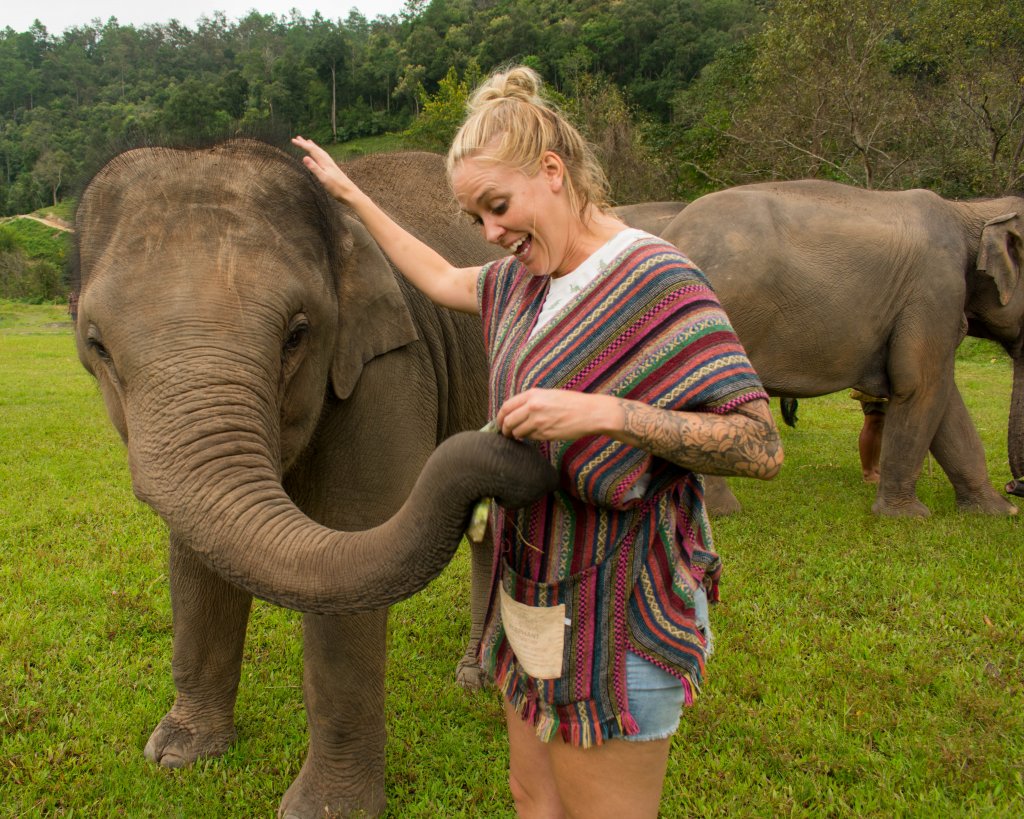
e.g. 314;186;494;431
342;152;502;268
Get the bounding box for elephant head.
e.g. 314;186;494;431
73;139;556;613
971;207;1024;492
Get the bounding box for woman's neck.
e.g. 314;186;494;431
555;207;628;277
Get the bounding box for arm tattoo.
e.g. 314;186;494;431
618;399;783;479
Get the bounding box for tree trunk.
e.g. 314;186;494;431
330;62;337;142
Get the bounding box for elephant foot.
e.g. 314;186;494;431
143;704;236;768
871;495;931;518
702;475;742;516
279;757;385;819
455;644;488;691
955;489;1019;516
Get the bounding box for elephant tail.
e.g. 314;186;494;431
780;397;799;428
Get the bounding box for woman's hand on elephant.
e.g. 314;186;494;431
496;389;622;442
292;136;360;204
292;135;481;315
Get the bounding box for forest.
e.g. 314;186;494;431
0;0;1021;219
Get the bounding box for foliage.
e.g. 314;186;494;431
0;252;61;302
0;217;70;261
403;61;482;153
0;217;71;301
903;0;1024;195
2;305;1022;815
1;0;1020;218
673;0;1024;197
0;2;760;215
562;73;675;204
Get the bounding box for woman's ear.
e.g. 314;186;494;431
540;151;565;193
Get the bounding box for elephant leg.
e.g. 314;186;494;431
144;532;252;767
702;475;742;516
279;610;388;819
456;527;493;691
871;333;958;516
872;402;933;518
929;384;1018;515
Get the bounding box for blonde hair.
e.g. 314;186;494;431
446;65;610;215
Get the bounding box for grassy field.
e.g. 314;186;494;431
1;301;1021;817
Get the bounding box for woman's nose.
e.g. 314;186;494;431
483;216;504;244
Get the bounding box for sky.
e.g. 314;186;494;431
3;1;409;35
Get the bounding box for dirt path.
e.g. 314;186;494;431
1;214;74;232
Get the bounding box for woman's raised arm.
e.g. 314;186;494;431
292;136;481;314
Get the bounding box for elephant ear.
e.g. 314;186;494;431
977;212;1023;306
330;216;419;400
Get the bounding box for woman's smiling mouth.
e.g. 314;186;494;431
509;235;531;259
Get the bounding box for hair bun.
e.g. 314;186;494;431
468;65;543;112
448;63;610;213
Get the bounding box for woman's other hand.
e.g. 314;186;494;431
497;390;782;480
496;389;621;442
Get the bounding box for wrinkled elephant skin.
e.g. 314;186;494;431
611;201;686;237
638;180;1023;517
73;140;558;817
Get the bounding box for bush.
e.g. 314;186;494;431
0;252;63;302
563;73;675;205
403;63;482;153
0;219;71;302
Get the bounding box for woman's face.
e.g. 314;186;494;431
452;152;576;277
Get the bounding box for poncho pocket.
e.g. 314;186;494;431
499;555;616;704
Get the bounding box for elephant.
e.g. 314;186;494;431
72;138;558;818
610;200;686;236
627;179;1023;517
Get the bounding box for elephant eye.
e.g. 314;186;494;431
86;328;111;361
283;315;310;354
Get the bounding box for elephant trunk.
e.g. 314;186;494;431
127;378;556;614
1008;356;1024;496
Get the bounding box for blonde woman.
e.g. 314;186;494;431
293;65;781;819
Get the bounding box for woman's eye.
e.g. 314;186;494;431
492;202;508;216
470;214;483;226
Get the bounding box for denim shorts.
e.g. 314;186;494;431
620;651;685;742
620;586;711;742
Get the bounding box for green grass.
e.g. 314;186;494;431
329;133;419;162
0;218;70;264
35;201;76;223
1;306;1021;817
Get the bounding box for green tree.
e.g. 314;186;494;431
671;0;1023;197
675;0;919;190
309;23;348;141
670;41;758;196
565;73;674;204
31;147;73;205
395;63;427;116
906;0;1024;194
157;77;232;141
403;61;480;152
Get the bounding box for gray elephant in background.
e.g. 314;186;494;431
622;180;1022;517
611;200;686;237
72;139;557;818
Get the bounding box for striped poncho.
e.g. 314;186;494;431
477;232;768;747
